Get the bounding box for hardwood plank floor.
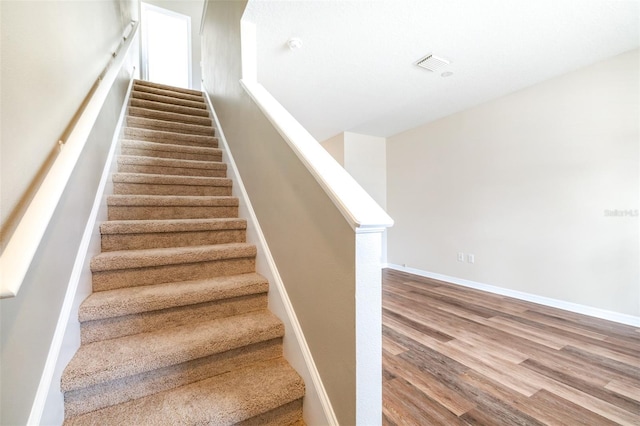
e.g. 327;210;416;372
382;269;640;425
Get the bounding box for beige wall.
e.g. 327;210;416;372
202;1;358;423
387;49;639;317
344;132;387;210
323;131;389;263
0;1;139;423
0;0;137;249
141;0;203;90
321;133;345;166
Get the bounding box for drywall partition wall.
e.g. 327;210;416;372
321;133;345;166
202;2;356;422
323;132;389;262
142;0;203;90
0;1;139;423
387;49;640;317
344;132;387;210
202;1;369;424
0;0;138;251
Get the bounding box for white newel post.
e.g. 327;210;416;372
355;229;384;426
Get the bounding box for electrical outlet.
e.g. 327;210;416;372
468;254;475;264
457;252;464;262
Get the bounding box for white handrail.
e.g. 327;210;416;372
240;80;394;234
0;21;139;299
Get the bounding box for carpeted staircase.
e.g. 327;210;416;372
61;80;305;425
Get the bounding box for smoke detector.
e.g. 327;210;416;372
416;54;450;71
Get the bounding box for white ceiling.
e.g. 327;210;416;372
243;0;639;142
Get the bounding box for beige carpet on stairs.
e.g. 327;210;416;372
61;79;305;425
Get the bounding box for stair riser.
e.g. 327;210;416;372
131;91;206;110
82;293;267;343
108;205;238;221
64;339;283;418
124;128;217;148
92;257;254;291
237;399;304;426
127;117;215;137
117;164;227;177
132;86;204;103
128;106;212;126
101;229;246;251
120;146;221;162
113;182;232;197
130;98;210;117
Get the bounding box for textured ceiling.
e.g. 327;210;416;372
243;0;639;141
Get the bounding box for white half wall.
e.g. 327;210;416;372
387;49;639;318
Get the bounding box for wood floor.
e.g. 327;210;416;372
381;268;640;425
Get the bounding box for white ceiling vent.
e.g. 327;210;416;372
416;54;450;71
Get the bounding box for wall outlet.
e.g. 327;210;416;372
467;254;475;264
457;252;464;262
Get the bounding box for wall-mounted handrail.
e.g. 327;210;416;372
0;21;140;299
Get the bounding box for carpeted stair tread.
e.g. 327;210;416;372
130;98;210;117
118;155;227;177
132;85;204;103
134;79;203;97
131;90;207;110
61;310;284;392
62;79;305;421
90;242;255;272
106;195;238;221
128;106;212;126
127;115;215;136
79;273;269;322
107;194;237;207
99;218;247;251
63;340;285;418
112;172;232;187
124;127;218;147
63;358;304;426
120;139;221;157
100;217;246;235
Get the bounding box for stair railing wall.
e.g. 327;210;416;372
201;2;393;424
0;21;139;299
0;24;140;426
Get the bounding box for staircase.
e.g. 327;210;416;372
61;80;305;425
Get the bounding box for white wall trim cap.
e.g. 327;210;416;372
240;79;393;233
384;264;640;327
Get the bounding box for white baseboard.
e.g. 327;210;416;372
384;264;640;327
202;86;337;426
31;75;136;426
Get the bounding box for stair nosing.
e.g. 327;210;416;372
100;218;247;235
61;310;284;392
129;98;210;117
120;139;221;155
112;172;232;187
117;155;226;170
63;358;304;425
127;106;213;126
134;79;203;96
124;127;218;142
90;242;255;272
106;195;238;208
126;116;215;135
79;273;268;322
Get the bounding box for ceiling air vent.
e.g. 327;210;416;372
416;54;450;71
